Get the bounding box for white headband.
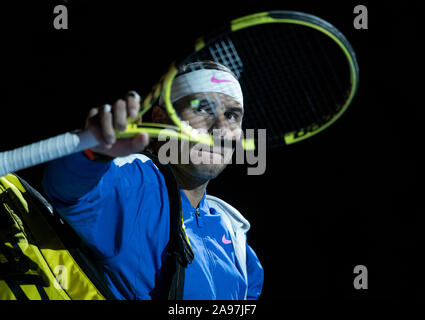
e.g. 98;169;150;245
169;69;243;107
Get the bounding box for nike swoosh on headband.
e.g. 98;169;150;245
211;76;234;83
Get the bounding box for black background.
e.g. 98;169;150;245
1;0;422;301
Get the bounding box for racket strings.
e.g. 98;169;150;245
285;26;337;126
202;35;281;136
208;36;244;79
236;24;350;146
240;25;313;140
271;26;320;131
299;32;338;119
298;27;349;121
245;40;298;139
310;30;350;114
274;25;342;129
171;19;354;148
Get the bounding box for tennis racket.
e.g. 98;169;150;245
0;10;359;177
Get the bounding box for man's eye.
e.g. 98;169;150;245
198;106;212;114
196;100;215;114
225;111;240;122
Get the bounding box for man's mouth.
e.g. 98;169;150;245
200;150;224;157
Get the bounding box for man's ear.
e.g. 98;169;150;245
152;105;171;124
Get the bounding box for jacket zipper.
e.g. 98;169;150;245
194;208;216;272
194;208;201;227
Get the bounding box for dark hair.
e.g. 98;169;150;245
177;60;238;80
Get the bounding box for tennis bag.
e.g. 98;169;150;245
0;155;193;299
0;173;116;299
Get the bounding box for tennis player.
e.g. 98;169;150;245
42;61;264;300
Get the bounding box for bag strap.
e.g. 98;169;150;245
0;177;51;299
142;152;194;300
15;175;117;300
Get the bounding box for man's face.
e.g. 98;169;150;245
173;91;244;181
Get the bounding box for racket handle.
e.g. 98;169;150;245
0;130;99;177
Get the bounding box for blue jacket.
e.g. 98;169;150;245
42;152;264;300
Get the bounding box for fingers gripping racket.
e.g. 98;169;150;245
0;10;359;177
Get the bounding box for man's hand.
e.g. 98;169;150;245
85;91;149;158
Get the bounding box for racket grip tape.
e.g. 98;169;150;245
0;130;99;177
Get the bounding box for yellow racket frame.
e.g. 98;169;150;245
116;11;358;148
229;11;359;145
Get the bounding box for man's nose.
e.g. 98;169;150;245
211;110;228;131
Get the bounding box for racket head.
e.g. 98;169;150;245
120;10;359;149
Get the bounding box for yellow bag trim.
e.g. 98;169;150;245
1;174;108;300
0;175;28;212
0;281;17;300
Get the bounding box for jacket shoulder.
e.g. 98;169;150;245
113;153;154;167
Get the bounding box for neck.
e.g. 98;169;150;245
182;184;208;208
170;166;209;208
